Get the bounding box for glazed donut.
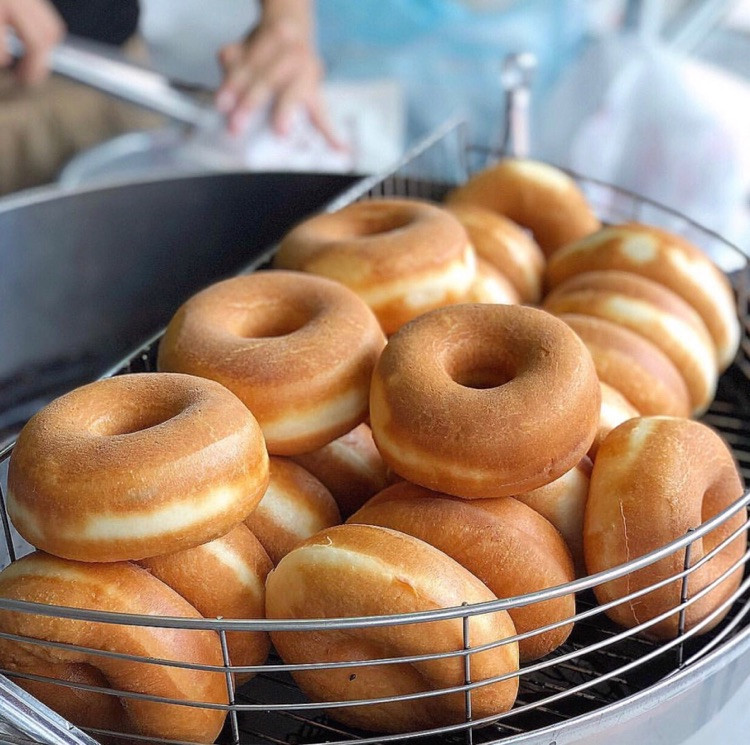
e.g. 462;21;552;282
158;271;386;455
513;457;592;577
543;270;718;414
244;457;341;564
0;552;227;743
370;304;600;498
266;523;519;733
290;423;391;518
447;203;545;303
592;382;640;458
274;199;477;334
348;483;575;661
465;258;521;305
544;223;740;370
446;158;601;256
559;314;691;418
138;524;273;682
584;417;747;639
7;373;269;563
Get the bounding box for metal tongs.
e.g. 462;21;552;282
496;51;537;162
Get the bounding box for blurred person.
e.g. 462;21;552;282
0;0;335;195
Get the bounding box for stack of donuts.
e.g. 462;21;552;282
0;156;746;742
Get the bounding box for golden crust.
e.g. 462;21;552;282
157;271;386;455
348;483;575;661
7;373;269;562
266;523;519;732
584;416;746;638
370;304;600;498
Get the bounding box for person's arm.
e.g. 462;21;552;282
0;0;64;84
215;0;340;145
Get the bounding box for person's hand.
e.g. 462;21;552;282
0;0;65;85
215;4;341;147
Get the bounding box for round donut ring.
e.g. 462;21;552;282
559;313;691;418
348;482;575;661
158;271;387;455
244;457;341;564
290;423;391;518
0;552;227;743
584;416;747;639
545;222;740;370
274;199;477;334
543;270;718;414
266;523;519;733
138;524;273;683
370;304;601;498
7;373;269;563
447;203;545;303
446;158;601;256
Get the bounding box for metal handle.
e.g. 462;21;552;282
498;52;537;160
6;32;222;130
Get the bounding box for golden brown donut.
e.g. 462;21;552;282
591;382;640;459
274;199;477;334
266;523;519;733
543;270;718;414
545;223;740;370
138;524;272;683
370;304;600;498
584;417;747;639
158;271;386;455
447;203;545;302
559;313;691;418
7;373;269;563
290;423;390;518
244;457;341;564
465;258;521;305
0;552;227;743
446;158;601;256
348;483;575;661
514;458;592;577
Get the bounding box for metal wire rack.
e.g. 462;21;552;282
0;120;749;745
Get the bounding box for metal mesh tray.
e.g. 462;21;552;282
0;121;749;745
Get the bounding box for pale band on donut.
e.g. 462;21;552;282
0;552;228;743
244;457;341;564
7;373;269;563
266;523;519;733
591;382;640;459
274;199;477;334
348;483;575;661
158;271;386;455
465;258;521;306
584;416;746;639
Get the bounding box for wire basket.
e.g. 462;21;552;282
0;120;749;745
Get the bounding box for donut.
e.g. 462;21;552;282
446;158;601;256
513;457;592;577
0;552;227;743
544;223;740;370
290;423;390;518
265;523;519;733
370;304;600;498
447;203;545;302
138;524;272;682
7;373;269;563
465;258;521;305
244;457;341;564
584;416;747;639
559;314;691;417
348;483;575;661
543;270;718;414
274;199;477;334
592;382;640;458
158;271;387;455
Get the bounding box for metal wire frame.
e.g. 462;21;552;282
0;120;749;745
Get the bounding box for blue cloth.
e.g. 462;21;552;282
317;0;590;148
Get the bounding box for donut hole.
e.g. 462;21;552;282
446;351;516;390
348;210;414;238
92;402;184;436
237;306;311;339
